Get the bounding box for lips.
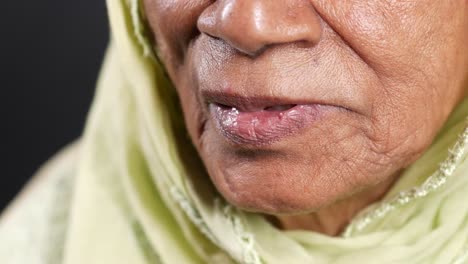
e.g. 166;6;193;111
208;99;325;146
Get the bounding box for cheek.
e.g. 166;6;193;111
314;1;466;89
314;0;467;157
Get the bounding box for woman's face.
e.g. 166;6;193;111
144;0;467;214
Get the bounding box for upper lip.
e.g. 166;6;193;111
202;90;328;112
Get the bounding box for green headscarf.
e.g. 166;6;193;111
62;0;468;263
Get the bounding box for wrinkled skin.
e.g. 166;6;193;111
143;0;467;235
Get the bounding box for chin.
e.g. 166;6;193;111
201;149;355;215
212;167;339;215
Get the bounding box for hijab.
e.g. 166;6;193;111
62;0;468;263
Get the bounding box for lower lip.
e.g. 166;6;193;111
209;103;325;145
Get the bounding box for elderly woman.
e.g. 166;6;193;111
1;0;467;263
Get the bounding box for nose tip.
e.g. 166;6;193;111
198;0;322;56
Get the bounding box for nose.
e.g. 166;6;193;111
197;0;322;56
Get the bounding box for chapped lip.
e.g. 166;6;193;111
203;91;342;146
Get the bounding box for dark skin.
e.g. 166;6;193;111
143;0;468;235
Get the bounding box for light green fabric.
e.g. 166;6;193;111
0;143;78;264
62;0;468;263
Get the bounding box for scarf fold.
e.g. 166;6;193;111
63;1;468;263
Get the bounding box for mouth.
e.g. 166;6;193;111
205;93;332;146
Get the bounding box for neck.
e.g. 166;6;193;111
270;172;401;236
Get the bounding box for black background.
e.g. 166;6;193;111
1;1;109;210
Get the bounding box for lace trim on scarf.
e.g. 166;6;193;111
170;187;262;264
219;201;262;264
343;119;468;237
170;187;220;245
